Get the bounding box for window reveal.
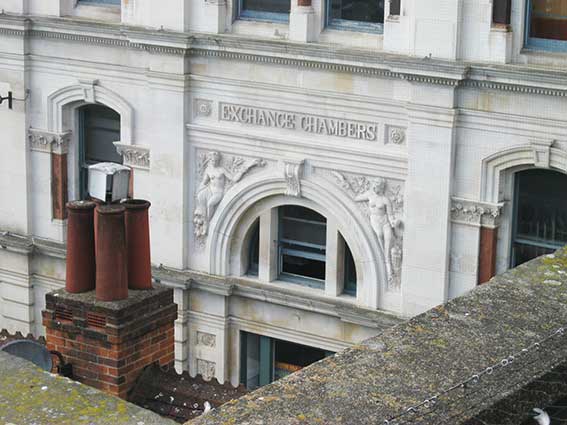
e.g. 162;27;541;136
278;206;327;288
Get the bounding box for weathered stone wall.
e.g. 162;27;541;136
189;247;567;425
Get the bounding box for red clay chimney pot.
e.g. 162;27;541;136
121;199;153;290
65;201;96;294
95;204;128;302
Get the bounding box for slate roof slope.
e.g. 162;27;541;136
189;247;567;425
0;350;176;425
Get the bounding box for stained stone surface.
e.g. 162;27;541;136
0;351;175;425
189;247;567;425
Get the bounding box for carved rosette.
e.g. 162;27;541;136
193;150;266;243
387;126;406;145
194;99;213;117
28;129;71;154
331;171;405;291
196;359;216;380
113;142;150;170
284;160;304;198
450;198;504;228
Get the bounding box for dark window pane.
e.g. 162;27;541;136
242;0;290;14
274;339;327;380
513;242;556;267
248;220;260;276
530;0;567;41
512;169;567;267
83;105;122;164
330;0;384;23
344;240;357;296
281;254;326;282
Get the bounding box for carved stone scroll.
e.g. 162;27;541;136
284;160;304;198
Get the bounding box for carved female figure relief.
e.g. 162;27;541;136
355;179;397;282
332;172;404;289
193;151;265;238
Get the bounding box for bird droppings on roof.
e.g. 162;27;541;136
129;363;248;423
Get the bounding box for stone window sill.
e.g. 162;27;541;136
319;27;383;50
231;19;289;41
68;3;121;23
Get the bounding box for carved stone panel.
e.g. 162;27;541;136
193;150;266;242
331;171;405;291
197;331;216;348
386;126;406;146
196;359;216;380
194;99;213;118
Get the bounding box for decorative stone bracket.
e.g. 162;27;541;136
114;142;150;170
28;129;71;155
450;198;504;228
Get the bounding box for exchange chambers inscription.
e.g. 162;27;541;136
220;102;378;142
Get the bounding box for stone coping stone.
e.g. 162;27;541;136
0;350;176;425
47;284;171;313
189;247;567;425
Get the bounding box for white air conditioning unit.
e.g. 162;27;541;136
88;162;131;202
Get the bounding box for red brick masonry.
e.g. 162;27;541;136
43;286;177;399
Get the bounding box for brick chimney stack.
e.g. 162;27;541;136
43;167;176;399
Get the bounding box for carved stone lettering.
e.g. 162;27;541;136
220;102;378;142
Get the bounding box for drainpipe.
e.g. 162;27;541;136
95;204;128;301
122;199;152;290
65;201;96;294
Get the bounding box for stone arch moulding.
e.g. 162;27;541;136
205;172;387;309
480;140;567;204
46;80;134;145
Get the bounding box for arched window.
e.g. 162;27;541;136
246;205;357;296
511;169;567;267
78;104;122;199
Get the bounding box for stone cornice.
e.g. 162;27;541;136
4;14;567;96
28;128;71;154
113;142;150;170
450;197;505;228
153;265;403;329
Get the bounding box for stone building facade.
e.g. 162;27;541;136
0;0;566;386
